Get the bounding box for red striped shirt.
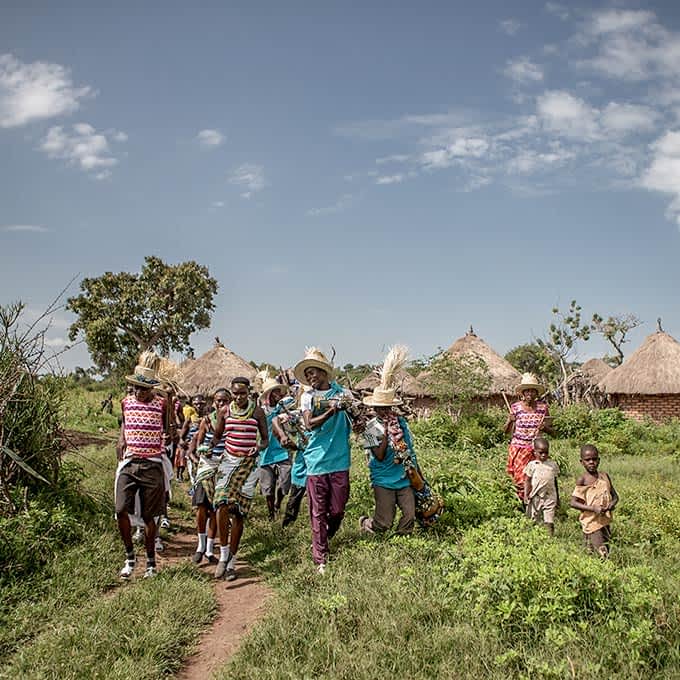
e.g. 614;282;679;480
224;413;259;457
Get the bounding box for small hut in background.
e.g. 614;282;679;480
598;329;680;422
180;339;257;397
569;358;612;407
355;369;435;415
418;328;522;409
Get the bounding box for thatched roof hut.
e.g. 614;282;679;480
354;369;428;398
579;358;613;385
598;330;680;421
180;341;257;396
418;329;521;396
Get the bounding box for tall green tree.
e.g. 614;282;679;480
505;343;559;386
67;256;218;375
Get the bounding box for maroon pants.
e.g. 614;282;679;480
306;470;350;565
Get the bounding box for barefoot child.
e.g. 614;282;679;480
523;437;559;535
570;444;619;558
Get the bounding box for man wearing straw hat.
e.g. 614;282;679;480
115;352;170;579
359;346;417;535
258;377;292;521
503;372;552;502
294;347;356;574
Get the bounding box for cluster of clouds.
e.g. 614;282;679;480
334;6;680;227
1;54;262;201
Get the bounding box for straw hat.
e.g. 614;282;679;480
363;387;402;407
261;376;288;401
125;350;161;388
293;347;334;385
515;372;543;395
362;345;408;407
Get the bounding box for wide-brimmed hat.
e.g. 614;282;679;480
363;387;402;407
261;377;289;402
125;365;161;388
516;372;543;395
293;347;334;385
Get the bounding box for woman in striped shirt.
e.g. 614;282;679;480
211;377;268;580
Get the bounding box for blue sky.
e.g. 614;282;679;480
2;1;680;372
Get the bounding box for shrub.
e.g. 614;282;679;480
445;517;664;670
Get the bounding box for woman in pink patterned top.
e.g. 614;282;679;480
504;373;552;501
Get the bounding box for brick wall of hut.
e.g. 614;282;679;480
612;394;680;422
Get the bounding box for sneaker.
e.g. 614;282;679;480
316;563;326;575
132;528;143;543
226;568;237;582
155;537;164;552
214;560;228;579
160;517;171;530
119;559;136;578
143;566;157;578
191;551;204;564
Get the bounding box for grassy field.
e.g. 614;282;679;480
3;389;680;679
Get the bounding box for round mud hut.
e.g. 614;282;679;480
418;328;521;408
598;330;680;422
180;340;257;397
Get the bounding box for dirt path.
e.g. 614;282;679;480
157;521;272;680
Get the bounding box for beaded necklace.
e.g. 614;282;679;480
229;399;256;420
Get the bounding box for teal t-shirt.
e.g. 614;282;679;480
368;417;417;490
290;447;307;487
301;383;352;476
259;407;290;467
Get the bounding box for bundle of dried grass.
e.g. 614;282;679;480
377;345;409;392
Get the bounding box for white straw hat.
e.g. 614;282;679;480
293;347;334;386
515;372;544;395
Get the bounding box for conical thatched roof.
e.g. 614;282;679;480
417;329;521;395
598;331;680;395
354;368;428;397
578;358;613;385
180;342;257;396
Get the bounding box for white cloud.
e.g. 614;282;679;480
421;137;490;169
376;154;411;165
112;130;128;142
212;200;225;208
461;176;491;192
640;131;680;225
537;90;600;139
545;2;569;21
40;123;126;176
587;9;655;37
600;103;659;134
307;193;353;217
499;19;521;36
507;148;575;174
1;224;48;233
375;174;404;185
504;57;544;84
197;128;225;147
0;54;92;128
229;164;265;197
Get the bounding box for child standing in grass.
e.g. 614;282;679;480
523;437;559;535
570;444;619;558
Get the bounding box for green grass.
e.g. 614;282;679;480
220;441;680;680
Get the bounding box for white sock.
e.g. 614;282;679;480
197;532;207;553
206;537;215;555
219;545;231;562
227;553;236;569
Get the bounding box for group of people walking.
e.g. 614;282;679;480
114;351;619;581
114;345;440;579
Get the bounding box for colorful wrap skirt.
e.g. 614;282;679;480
507;444;536;501
213;453;260;517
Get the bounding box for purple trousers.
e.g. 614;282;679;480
306;470;350;565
